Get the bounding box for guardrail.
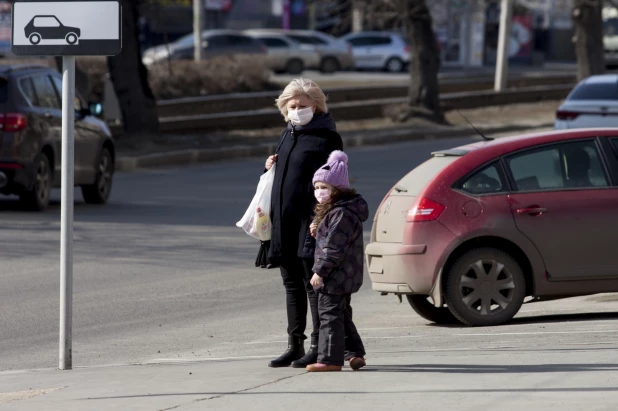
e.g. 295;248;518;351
154;73;575;118
110;84;570;136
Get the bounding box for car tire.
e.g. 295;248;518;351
320;57;340;74
81;148;113;205
285;59;304;75
29;33;41;45
384;57;405;73
406;295;461;325
65;32;78;45
20;153;52;211
444;248;526;327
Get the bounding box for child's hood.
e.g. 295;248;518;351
333;194;369;223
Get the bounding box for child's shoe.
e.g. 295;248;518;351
349;357;366;371
306;363;342;372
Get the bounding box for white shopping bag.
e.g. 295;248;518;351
236;164;275;241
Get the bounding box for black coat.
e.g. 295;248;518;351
313;194;369;295
269;113;343;265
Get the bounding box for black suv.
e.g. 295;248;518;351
0;65;115;210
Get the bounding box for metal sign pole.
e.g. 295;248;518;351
59;55;75;371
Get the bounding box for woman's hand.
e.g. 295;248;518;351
265;154;278;171
310;273;323;288
310;222;317;238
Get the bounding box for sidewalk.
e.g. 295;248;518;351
2;344;618;411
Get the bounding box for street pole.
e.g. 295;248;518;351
494;0;513;92
352;0;363;32
59;55;75;371
194;0;205;61
282;0;290;30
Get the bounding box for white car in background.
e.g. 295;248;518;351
340;31;410;73
555;75;618;130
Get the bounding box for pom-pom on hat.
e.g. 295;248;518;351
313;150;349;189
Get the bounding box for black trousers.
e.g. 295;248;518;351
279;257;319;344
317;293;366;366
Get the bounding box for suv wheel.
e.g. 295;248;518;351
21;153;51;211
406;295;461;325
81;148;113;204
444;248;526;326
286;59;304;75
385;57;404;73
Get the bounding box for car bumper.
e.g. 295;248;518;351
0;163;31;193
366;242;434;295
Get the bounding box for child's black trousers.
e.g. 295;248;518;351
317;293;366;366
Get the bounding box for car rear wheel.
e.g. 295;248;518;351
406;295;461;325
29;33;41;45
444;248;526;327
66;32;78;45
384;57;404;73
81;148;113;204
320;57;340;74
285;59;304;75
21;153;51;211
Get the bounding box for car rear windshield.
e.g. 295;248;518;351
569;82;618;100
394;156;459;195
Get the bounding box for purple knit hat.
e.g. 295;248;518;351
313;150;349;189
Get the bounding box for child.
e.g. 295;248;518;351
307;150;368;372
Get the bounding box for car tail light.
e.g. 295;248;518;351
407;197;445;222
0;113;27;132
348;44;353;55
404;45;410;53
556;110;579;120
0;162;23;169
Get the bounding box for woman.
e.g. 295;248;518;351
264;78;343;368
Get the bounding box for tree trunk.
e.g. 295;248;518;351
572;0;605;81
405;0;444;123
107;0;159;142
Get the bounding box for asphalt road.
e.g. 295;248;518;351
3;133;618;382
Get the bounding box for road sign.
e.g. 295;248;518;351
11;1;121;56
11;0;122;371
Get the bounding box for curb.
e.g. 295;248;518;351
115;121;554;172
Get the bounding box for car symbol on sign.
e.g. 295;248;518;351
24;15;81;45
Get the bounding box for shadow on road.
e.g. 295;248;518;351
425;311;618;329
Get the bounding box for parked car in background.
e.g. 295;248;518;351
367;128;618;327
142;30;266;65
282;30;354;73
0;65;114;211
555;75;618;130
340;31;410;72
244;31;320;74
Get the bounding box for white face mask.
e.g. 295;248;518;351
315;188;331;204
288;107;314;126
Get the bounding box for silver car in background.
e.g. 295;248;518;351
245;31;320;74
142;30;266;65
340;31;410;73
282;30;355;73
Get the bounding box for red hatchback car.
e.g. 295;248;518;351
366;129;618;326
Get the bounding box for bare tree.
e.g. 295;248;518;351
107;0;160;144
361;0;443;122
572;0;605;80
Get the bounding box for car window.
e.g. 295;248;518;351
19;78;37;106
30;75;60;109
372;36;393;46
259;37;288;48
347;36;372;47
568;82;618;100
459;163;505;195
33;16;61;27
309;36;328;45
506;140;608;191
50;75;82;111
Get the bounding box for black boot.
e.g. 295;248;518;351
268;336;305;368
291;344;318;368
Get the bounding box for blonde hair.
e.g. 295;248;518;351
275;78;328;122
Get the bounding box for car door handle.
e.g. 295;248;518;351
517;207;548;215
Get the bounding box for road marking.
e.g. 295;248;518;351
454;329;618;337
